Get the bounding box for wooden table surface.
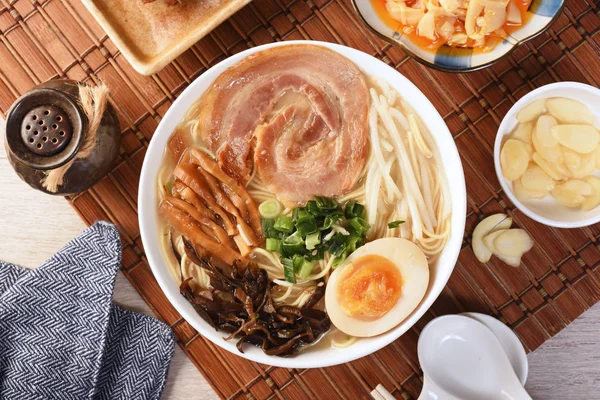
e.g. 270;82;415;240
1;122;598;399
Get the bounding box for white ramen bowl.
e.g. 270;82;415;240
138;41;466;368
494;82;600;228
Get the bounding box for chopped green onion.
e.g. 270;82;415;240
258;199;282;219
266;238;281;252
314;196;339;213
346;235;363;253
282;258;296;283
344;200;356;217
293;207;310;221
295;215;317;236
305;232;321;250
282;231;305;256
261;219;279;239
328;233;347;257
164;181;173;194
333;250;348;267
317;245;327;260
306;245;326;261
349;217;371;235
264;198;368;266
306;200;319;215
344;200;365;218
388;220;406;229
292;254;305;272
274;215;294;233
297;258;314;279
321;212;343;230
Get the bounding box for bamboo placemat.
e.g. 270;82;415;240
1;0;600;398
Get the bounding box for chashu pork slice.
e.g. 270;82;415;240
196;44;370;203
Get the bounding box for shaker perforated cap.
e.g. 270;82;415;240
5;88;85;170
21;105;73;156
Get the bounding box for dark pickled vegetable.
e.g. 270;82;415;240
180;242;330;357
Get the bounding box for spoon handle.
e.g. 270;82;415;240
417;378;433;400
502;378;532;400
418;376;453;400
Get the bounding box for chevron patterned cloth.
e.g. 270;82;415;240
0;222;175;400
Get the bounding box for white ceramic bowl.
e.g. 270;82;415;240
494;82;600;228
138;41;466;368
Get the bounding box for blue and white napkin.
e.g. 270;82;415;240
0;222;175;400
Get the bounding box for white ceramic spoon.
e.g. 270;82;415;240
460;312;528;385
417;315;532;400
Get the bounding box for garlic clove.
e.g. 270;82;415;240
493;229;534;258
472;214;512;263
483;229;508;253
494;252;522;268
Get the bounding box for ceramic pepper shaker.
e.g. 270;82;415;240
3;79;121;196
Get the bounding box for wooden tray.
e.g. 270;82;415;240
80;0;252;75
1;0;599;398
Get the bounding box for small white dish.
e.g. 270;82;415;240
418;315;532;400
494;82;600;228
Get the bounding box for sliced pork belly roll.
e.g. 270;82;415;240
196;44;370;203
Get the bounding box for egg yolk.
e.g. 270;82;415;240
336;255;403;319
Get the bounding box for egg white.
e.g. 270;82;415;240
325;238;430;337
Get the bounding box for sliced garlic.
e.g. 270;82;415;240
532;152;563;181
546;98;594;125
494;252;522;268
551;125;599;154
562;179;594;196
472;214;512;263
483;229;507;253
521;164;555;194
567;149;596;178
582;176;600;211
513;176;549;200
551;180;590;208
501;139;530;181
535;115;558;147
516;98;546;123
493;229;534;258
563;148;581;172
474;215;533;268
532;129;563;164
511;121;533;144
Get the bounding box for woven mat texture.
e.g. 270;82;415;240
1;0;600;399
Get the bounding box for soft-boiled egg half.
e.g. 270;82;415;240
325;237;429;337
